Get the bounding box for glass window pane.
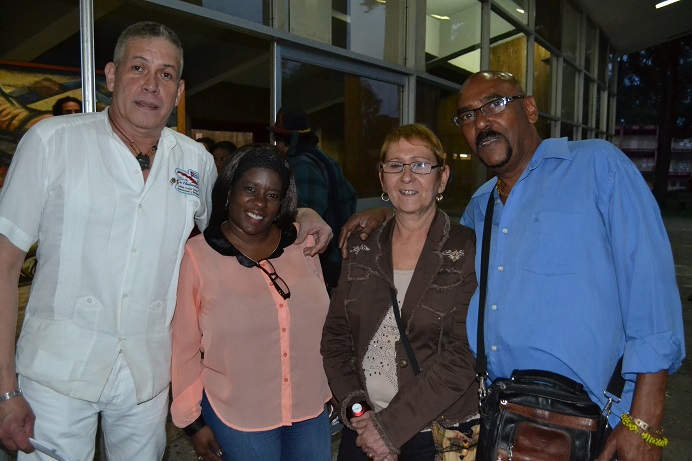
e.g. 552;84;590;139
535;0;561;50
598;32;609;83
489;12;527;90
494;0;529;26
536;116;553;140
415;81;475;216
562;1;580;64
533;43;553;115
560;122;576;140
582;77;593;126
289;0;404;65
281;59;401;199
426;0;481;79
585;19;597;75
561;64;578;122
185;0;271;25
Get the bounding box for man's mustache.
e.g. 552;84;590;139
476;130;505;150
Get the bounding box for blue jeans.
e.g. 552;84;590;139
201;393;331;461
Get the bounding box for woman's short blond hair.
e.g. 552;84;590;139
379;124;446;168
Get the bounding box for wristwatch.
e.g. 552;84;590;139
346;401;371;419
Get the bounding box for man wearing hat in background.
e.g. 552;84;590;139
270;107;357;293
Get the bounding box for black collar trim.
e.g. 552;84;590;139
203;224;297;266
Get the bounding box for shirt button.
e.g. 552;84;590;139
491;345;498;351
498;265;504;271
279;304;284;308
281;328;286;332
118;336;125;341
86;298;93;303
502;228;508;234
491;304;497;310
284;378;288;383
122;294;128;299
131;248;138;254
283;353;288;357
138;204;144;209
399;360;409;368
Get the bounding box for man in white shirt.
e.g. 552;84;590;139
0;22;328;461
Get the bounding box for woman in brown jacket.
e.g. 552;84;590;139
321;124;479;461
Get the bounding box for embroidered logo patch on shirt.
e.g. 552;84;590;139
171;168;200;197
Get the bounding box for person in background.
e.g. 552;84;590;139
51;96;82;116
172;144;332;461
211;140;238;172
270;107;357;294
337;71;685;461
196;136;215;153
322;124;479;461
0;22;330;461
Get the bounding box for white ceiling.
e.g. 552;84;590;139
576;0;691;54
427;0;691;54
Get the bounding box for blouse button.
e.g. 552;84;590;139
284;378;288;383
281;328;286;332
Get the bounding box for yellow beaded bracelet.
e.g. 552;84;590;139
621;413;668;448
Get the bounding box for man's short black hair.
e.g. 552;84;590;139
52;96;82;116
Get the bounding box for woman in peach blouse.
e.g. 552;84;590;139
171;144;332;461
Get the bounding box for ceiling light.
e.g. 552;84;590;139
516;8;525;14
655;0;680;8
430;14;451;20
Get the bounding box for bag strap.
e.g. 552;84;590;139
390;287;421;375
475;190;495;383
473;186;625;402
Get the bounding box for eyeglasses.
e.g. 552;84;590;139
256;259;291;299
380;161;440;175
452;95;525;127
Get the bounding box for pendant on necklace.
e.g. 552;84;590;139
136;154;151;171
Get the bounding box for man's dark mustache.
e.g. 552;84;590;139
476;130;504;150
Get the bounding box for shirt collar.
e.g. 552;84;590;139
203;223;297;264
470;137;574;200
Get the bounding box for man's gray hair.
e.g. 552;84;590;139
113;21;184;78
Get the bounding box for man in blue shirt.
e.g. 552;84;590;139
340;71;684;461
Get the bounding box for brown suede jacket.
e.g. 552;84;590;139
321;209;479;453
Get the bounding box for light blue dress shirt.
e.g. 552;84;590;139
461;137;685;427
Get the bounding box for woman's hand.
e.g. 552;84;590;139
351;411;397;461
338;208;393;259
295;208;332;256
191;426;224;461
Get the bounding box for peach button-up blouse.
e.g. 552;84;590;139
171;225;331;431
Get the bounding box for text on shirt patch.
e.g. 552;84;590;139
350;244;370;254
442;249;465;262
171;168;200;197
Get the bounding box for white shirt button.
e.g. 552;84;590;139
491;304;497;310
131;248;138;254
498;265;504;271
502;228;508;234
491;345;498;351
139;204;144;209
122;294;128;299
